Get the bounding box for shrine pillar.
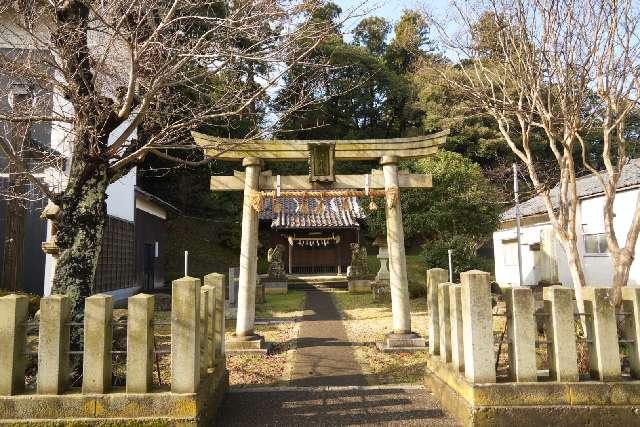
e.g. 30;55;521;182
381;156;411;334
379;156;426;351
235;157;262;339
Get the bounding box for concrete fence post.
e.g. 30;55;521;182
504;287;537;382
199;287;210;376
0;295;28;395
583;287;621;381
622;287;640;379
543;286;578;382
460;270;495;384
204;272;226;361
449;284;465;372
127;294;155;393
82;294;113;393
171;277;201;393
427;268;448;355
438;283;452;363
37;295;71;394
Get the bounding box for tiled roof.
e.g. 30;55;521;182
501;158;640;221
259;191;366;229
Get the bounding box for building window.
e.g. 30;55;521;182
503;241;519;266
584;233;608;255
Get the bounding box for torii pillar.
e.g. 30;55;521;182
227;157;268;352
379;156;426;351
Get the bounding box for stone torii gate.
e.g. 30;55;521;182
193;131;448;352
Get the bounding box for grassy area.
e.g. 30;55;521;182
165;216;240;284
255;290;306;318
332;290;429;385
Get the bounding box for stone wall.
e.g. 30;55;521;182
0;274;228;425
426;268;640;426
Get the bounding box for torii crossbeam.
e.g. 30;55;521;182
193;130;448;352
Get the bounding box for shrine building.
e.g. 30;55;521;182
259;192;365;275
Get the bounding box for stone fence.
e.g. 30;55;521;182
425;268;640;427
0;273;228;425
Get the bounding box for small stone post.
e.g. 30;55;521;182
438;283;452;363
204;272;226;361
583;287;621;381
82;294;113;393
460;270;495;384
236;157;262;338
171;277;201;393
126;294;155;393
504;287;536;382
543;286;578;382
199;287;210;376
622;287;640;379
37;295;71;394
449;284;465;372
202;284;216;370
427;268;448;355
0;295;28;395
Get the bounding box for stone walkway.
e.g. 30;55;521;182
217;385;457;426
216;289;458;426
289;289;367;386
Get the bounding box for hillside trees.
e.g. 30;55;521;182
275;4;428;141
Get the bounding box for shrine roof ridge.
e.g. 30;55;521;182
192;129;449;161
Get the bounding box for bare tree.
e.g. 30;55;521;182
0;0;351;319
428;0;640;309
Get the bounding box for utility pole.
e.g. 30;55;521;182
513;163;524;286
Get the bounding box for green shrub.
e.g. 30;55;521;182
422;235;493;282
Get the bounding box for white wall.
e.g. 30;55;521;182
494;187;640;287
106;168;136;222
579;188;640;286
494;222;569;287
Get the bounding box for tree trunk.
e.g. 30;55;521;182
51;157;110;328
611;248;634;306
560;238;588;334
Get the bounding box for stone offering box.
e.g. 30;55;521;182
0;274;228;425
348;279;371;293
425;268;640;426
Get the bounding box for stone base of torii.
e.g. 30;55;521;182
192;131;449;354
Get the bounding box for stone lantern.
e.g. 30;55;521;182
373;235;390;283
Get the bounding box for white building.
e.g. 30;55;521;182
493;158;640;288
